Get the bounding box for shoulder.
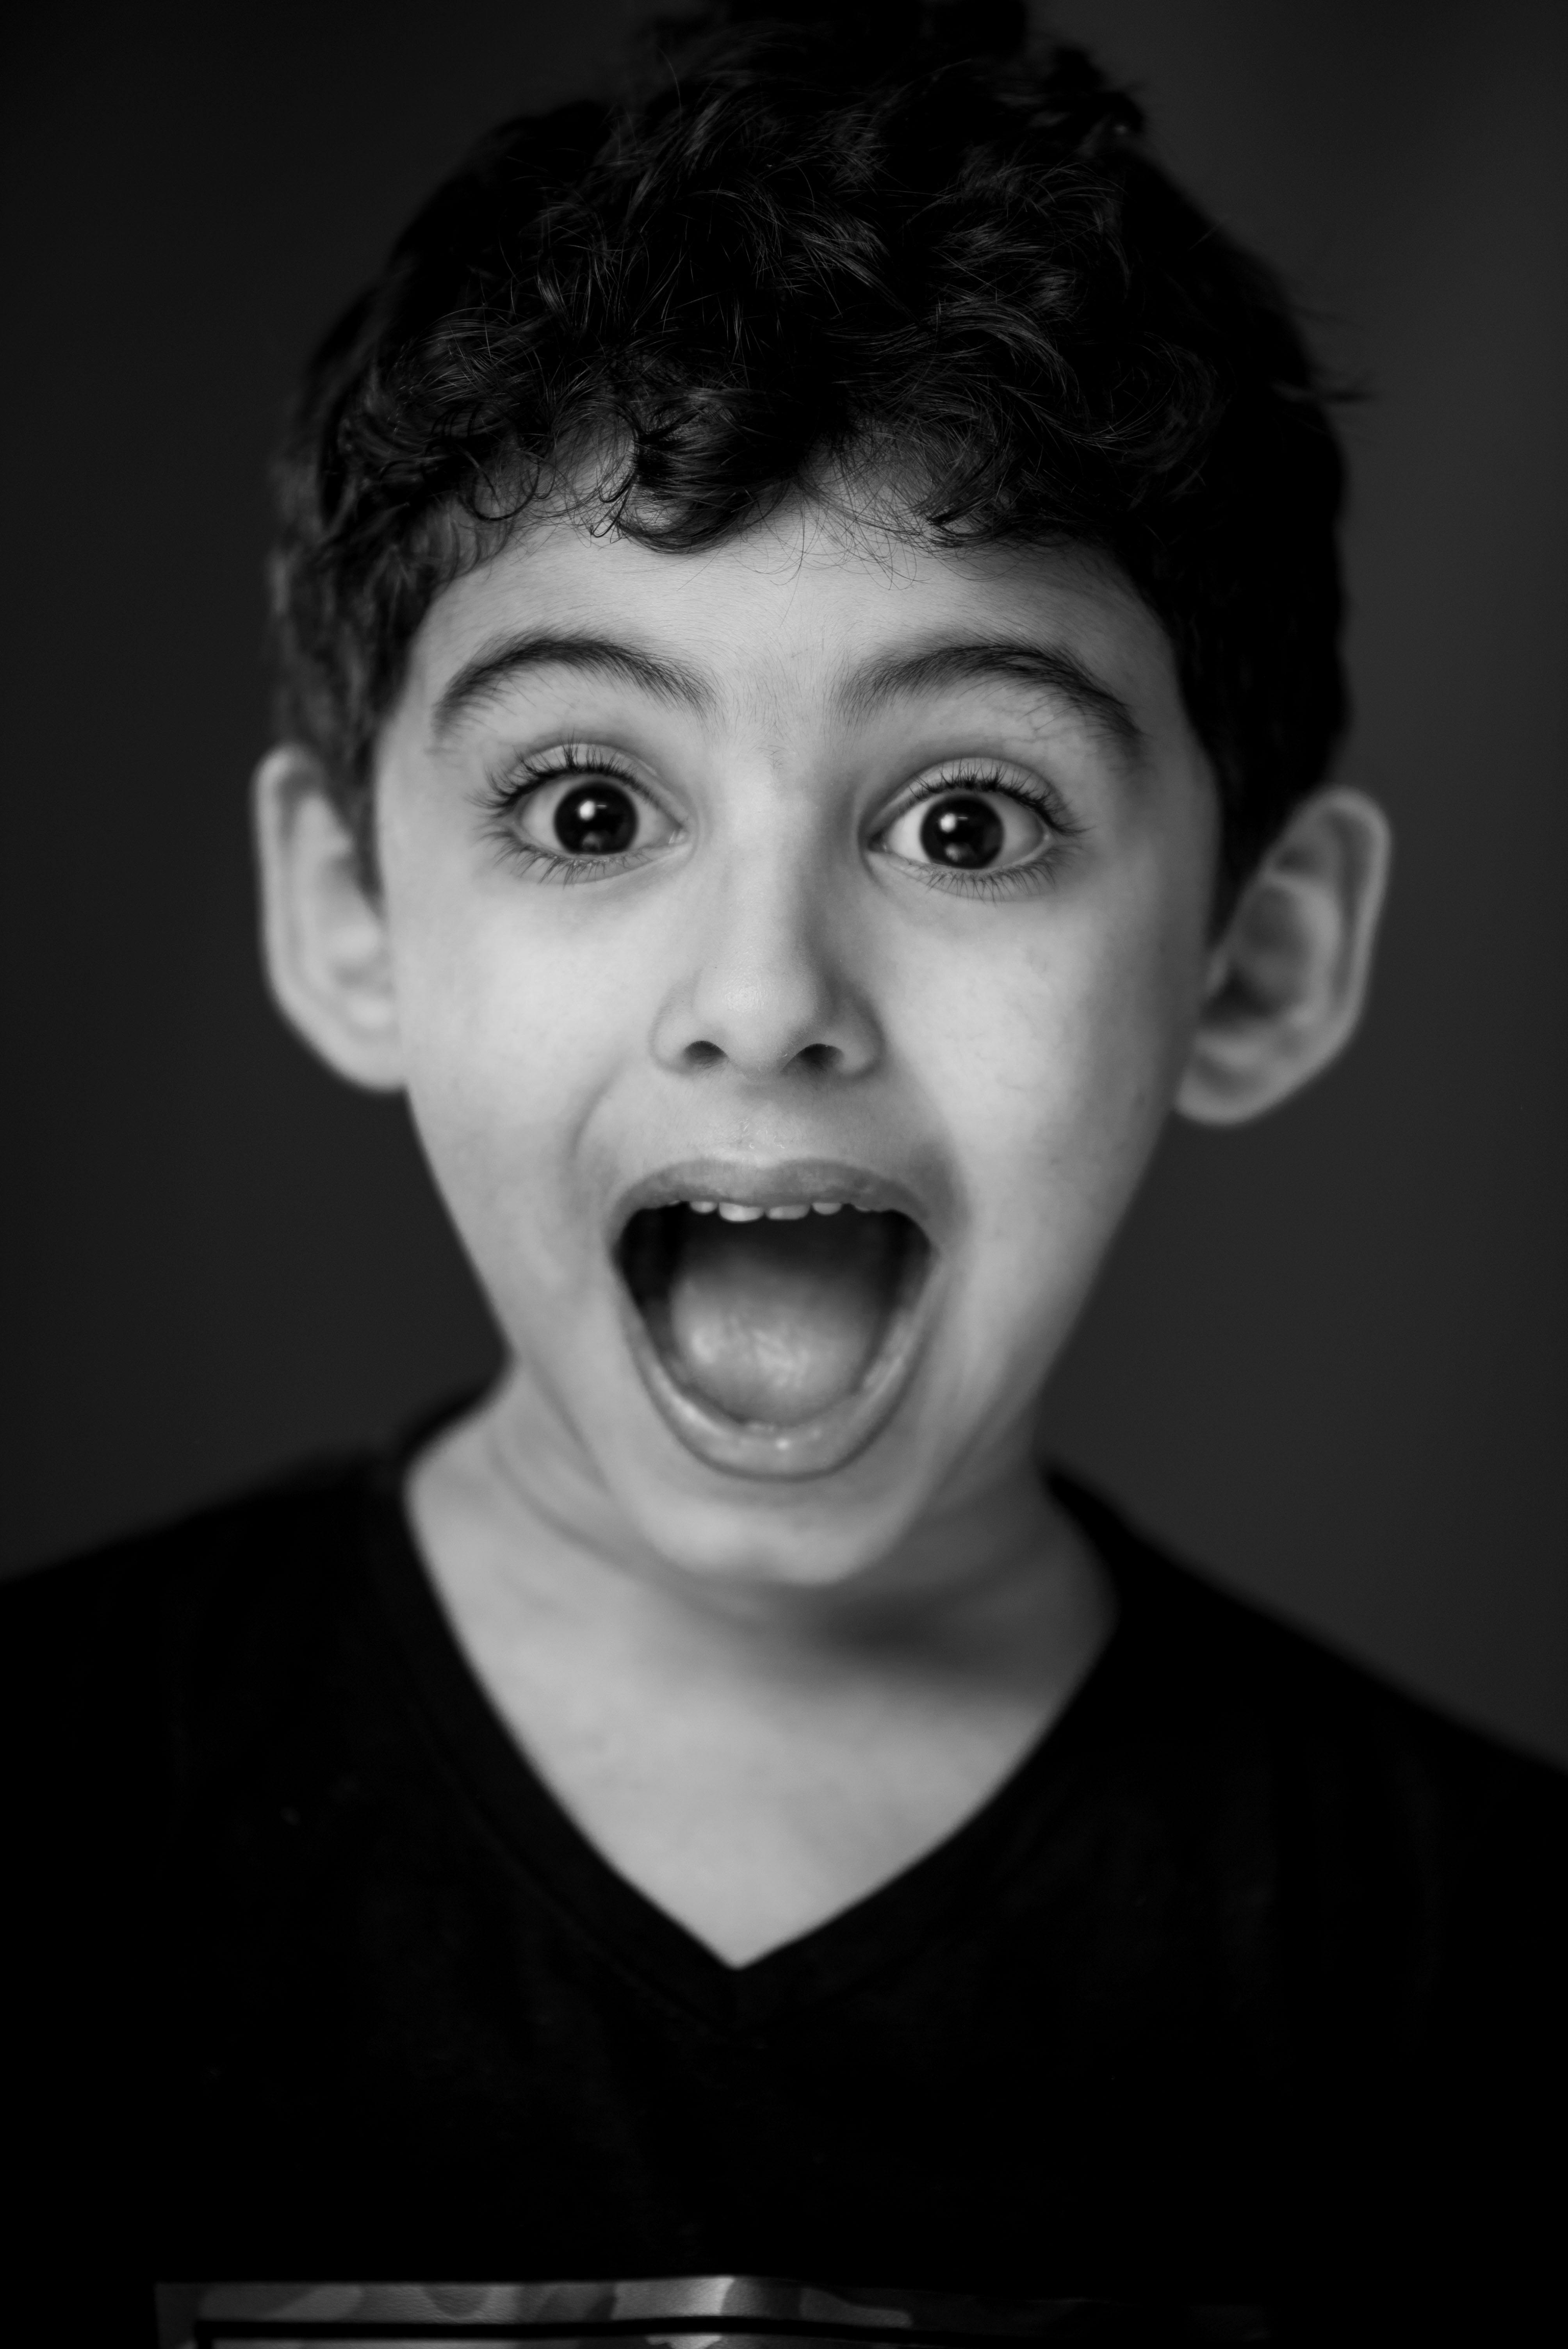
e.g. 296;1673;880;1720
2;1450;371;1630
0;1453;383;1768
1056;1469;1568;1875
0;1450;402;2101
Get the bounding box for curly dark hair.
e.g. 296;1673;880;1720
270;0;1348;902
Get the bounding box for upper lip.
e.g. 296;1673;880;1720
611;1157;940;1241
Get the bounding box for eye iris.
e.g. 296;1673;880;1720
553;783;637;856
919;794;1005;869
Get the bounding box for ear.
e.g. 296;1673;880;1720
1177;785;1392;1126
253;745;406;1093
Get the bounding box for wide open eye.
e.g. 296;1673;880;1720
881;786;1049;875
509;765;677;864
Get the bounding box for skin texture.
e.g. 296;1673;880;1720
256;505;1390;1959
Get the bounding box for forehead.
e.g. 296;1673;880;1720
400;504;1189;754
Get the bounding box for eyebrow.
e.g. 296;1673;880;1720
429;624;1140;754
835;637;1142;752
430;629;715;740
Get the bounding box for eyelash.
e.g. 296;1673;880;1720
876;767;1083;899
476;748;1083;893
477;747;665;884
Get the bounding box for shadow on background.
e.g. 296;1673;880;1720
2;0;1563;1761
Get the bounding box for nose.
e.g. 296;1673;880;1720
650;838;882;1082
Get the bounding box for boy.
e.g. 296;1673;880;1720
6;4;1563;2340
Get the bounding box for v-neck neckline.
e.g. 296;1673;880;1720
357;1415;1149;2034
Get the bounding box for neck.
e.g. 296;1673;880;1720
408;1371;1113;1702
406;1372;1117;1969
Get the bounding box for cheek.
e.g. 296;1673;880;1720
379;848;636;1242
894;876;1207;1320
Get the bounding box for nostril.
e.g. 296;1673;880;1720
678;1038;840;1075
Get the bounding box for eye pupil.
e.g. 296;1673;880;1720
553;783;637;856
920;794;1005;869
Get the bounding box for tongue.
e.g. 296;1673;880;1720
662;1212;902;1426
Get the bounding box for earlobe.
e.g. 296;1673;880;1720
253;745;406;1093
1177;786;1392;1127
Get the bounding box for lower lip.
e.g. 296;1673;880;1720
614;1252;939;1481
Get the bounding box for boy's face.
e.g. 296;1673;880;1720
353;509;1221;1586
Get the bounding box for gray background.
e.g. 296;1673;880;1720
3;0;1564;1763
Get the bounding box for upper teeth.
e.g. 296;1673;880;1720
690;1199;846;1220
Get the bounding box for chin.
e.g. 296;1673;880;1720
598;1441;953;1593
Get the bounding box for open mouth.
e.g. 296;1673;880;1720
615;1180;935;1473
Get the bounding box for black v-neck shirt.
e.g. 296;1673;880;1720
4;1429;1564;2340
